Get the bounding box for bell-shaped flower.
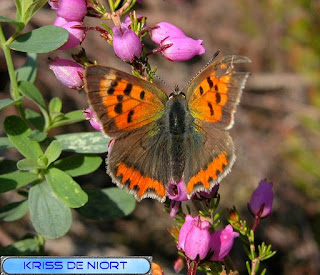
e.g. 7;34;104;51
178;215;198;252
84;108;102;131
112;23;142;62
248;179;274;219
160;36;205;61
54;20;86;50
209;225;239;262
184;218;211;260
55;0;87;21
150;22;186;44
198;184;219;199
49;57;84;89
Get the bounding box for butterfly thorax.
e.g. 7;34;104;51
165;93;194;182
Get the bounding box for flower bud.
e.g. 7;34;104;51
84;108;102;131
173;257;184;273
54;20;86;50
210;225;239;261
112;24;142;62
248;179;274;219
184;219;211;260
56;0;87;21
49;57;84;89
160;37;205;61
150;22;186;44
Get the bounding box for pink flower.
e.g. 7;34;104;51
55;0;87;21
49;57;84;89
160;36;205;61
54;20;86;50
178;215;211;261
210;225;239;262
150;22;186;44
112;24;142;62
168;180;189;217
184;218;211;260
248;179;274;219
84;108;102;131
198;184;219;199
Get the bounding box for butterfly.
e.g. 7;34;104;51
84;54;251;203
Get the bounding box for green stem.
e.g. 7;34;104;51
108;0;115;12
0;25;25;118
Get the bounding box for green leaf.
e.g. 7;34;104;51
0;15;24;31
44;140;62;166
53;132;110;153
4;116;43;159
45;168;88;208
0;171;38;193
16;53;37;83
0;200;29;221
0;137;13;151
49;97;62;115
0;97;23;110
25;108;45;130
17;158;42;170
0;237;40;256
29;182;72;239
50;110;86;128
29;130;47;142
53;154;102;177
76;188;136;220
23;0;48;25
8;26;69;53
19;80;46;108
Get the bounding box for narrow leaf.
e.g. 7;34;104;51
44;140;62;166
29;182;72;239
0;15;24;31
76;188;136;220
49;97;62;115
4;116;43;159
25;108;45;130
19;80;46;108
0;237;40;256
0;171;38;193
17;158;42;170
0;137;13;151
53;154;102;177
50;110;86;128
16;53;37;83
53;132;110;153
45;168;88;208
8;26;69;53
23;0;48;24
0;200;29;221
0;97;22;110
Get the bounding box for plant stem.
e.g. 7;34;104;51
0;25;25;118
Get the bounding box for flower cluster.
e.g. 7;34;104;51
48;0;206;90
178;215;239;263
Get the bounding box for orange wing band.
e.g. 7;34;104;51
116;162;166;199
186;151;228;194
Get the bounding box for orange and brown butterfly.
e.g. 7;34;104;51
84;54;251;203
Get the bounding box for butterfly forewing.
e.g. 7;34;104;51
186;55;251;129
84;66;168;137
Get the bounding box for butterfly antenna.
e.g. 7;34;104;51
181;50;221;92
154;73;175;93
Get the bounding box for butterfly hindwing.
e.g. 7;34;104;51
107;122;170;202
84;65;168;137
183;121;235;197
186;55;251;129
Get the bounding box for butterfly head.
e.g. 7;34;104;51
168;85;186;99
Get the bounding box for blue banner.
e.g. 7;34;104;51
1;256;151;274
